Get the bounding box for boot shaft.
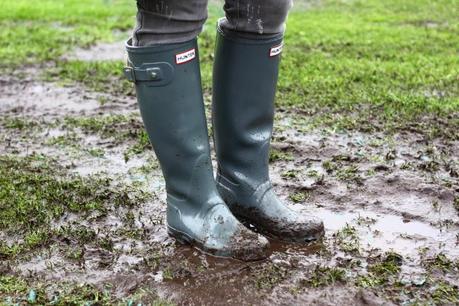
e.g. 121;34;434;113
212;22;283;188
125;39;219;207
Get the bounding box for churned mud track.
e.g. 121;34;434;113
1;46;459;304
0;71;135;119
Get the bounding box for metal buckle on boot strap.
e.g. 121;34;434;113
123;67;136;82
123;62;174;86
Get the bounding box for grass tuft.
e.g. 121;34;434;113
0;154;150;258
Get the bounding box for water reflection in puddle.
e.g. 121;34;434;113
315;208;459;258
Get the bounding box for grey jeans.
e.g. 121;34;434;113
132;0;293;46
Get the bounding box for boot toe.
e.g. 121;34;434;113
295;214;325;242
196;204;271;261
227;226;270;261
265;213;325;243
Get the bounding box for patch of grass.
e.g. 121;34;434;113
143;252;163;270
4;0;456;137
64;114;130;136
88;147;105;157
281;169;300;179
46;131;82;148
301;266;347;287
334;224;360;254
254;264;289;290
289;191;310;203
336;165;363;184
0;154;150;258
65;246;84;261
369;253;402;275
279;0;459;127
357;252;403;288
418;160;441;172
431;281;459;304
63;114;151;159
0;274;172;305
47;60;134;96
57;225;98;243
24;230;50;250
162;267;174;281
1;278;112;305
306;169;320;178
1;154;102;230
128;156;160;176
269;148;294;162
3;0;459;136
423;253;456;273
0;276;28;295
1;117;40;130
322;160;338;173
355;215;377;226
0;0;135;67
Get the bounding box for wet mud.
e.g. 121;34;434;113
0;48;458;305
64;41;126;62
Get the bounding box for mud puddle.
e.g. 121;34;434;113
315;208;459;258
64;40;126;62
0;72;136;118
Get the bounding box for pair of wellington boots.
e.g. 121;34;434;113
124;23;324;261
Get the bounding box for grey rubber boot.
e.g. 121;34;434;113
212;24;325;243
125;38;269;260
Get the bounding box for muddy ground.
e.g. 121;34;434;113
0;42;458;305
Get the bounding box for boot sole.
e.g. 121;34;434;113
216;180;324;243
167;225;266;261
232;210;325;244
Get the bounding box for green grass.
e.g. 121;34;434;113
356;252;403;288
0;0;135;67
1;3;459;302
254;264;290;290
0;154;150;258
269;148;294;162
0;114;153;159
46;60;134;96
334;224;360;254
63;114;151;159
289;191;310;203
1;117;42;130
0;275;174;305
280;0;459;118
301;266;347;287
431;281;459;304
3;0;455;133
423;253;457;273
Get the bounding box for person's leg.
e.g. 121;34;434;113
220;0;293;36
212;0;325;242
132;0;208;46
124;1;270;260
